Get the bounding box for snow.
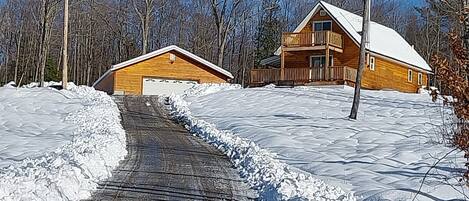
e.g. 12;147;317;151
0;83;127;200
170;84;464;200
275;1;431;72
166;84;356;200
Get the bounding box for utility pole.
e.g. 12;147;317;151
62;0;68;89
349;0;371;120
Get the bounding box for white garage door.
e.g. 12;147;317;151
142;77;197;96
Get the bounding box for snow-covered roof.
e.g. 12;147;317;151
93;45;233;87
275;1;432;72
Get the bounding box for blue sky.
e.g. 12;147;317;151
406;0;426;7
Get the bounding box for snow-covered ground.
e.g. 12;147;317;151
0;83;127;200
169;84;465;200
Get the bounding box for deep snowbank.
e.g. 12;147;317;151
182;85;464;201
0;84;127;200
166;84;355;201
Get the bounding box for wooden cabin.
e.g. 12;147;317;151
93;45;233;95
251;1;432;93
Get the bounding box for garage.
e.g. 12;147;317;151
142;77;197;95
92;45;233;95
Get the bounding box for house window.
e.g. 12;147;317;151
418;73;423;85
310;55;333;68
369;56;376;71
313;21;332;31
408;69;413;82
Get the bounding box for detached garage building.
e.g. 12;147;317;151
93;45;233;95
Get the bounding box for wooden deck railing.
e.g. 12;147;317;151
282;31;343;48
250;68;280;84
344;66;357;82
250;66;357;84
284;68;310;81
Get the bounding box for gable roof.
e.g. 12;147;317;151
112;45;233;78
275;1;432;73
93;45;234;87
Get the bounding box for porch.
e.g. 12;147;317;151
250;66;357;86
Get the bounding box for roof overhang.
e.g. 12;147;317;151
260;55;281;67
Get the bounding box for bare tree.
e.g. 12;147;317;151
0;0;457;88
62;0;68;89
349;0;371;120
210;0;242;67
132;0;155;54
38;0;59;87
464;0;469;50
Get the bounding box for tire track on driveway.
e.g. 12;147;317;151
86;96;257;201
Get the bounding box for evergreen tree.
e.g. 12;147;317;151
45;58;60;82
255;0;281;66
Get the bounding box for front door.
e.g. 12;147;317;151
310;55;333;81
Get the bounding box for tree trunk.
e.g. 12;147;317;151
86;0;93;86
132;0;154;55
463;0;469;51
38;0;49;87
15;28;23;84
4;33;11;83
349;0;371;120
210;0;241;68
62;0;68;89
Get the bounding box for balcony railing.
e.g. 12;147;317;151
282;31;343;49
250;66;356;85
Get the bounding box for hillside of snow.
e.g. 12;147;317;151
175;84;464;200
0;83;127;200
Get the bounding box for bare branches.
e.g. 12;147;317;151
0;0;462;89
132;0;156;54
209;0;243;67
412;148;460;201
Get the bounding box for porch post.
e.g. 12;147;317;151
281;47;285;80
325;31;330;81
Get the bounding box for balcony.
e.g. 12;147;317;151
282;31;343;52
250;66;357;86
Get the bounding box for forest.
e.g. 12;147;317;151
0;0;466;87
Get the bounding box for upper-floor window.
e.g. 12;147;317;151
408;69;413;82
369;56;376;71
418;73;423;85
313;21;332;32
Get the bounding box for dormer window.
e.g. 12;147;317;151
313;21;332;31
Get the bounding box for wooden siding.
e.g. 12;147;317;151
94;72;114;94
281;7;430;93
362;56;428;93
114;51;228;95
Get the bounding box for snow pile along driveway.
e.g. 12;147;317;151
170;84;464;201
166;84;355;201
0;84;127;200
